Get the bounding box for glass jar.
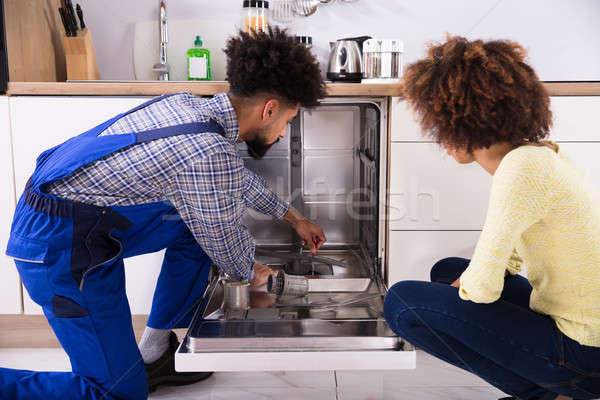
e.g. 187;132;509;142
382;39;403;79
363;38;404;81
362;39;381;79
242;0;269;33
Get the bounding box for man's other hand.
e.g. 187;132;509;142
250;262;278;287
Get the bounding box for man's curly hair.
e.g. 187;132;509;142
402;35;552;153
224;27;326;107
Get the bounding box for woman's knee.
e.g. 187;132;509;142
384;280;427;335
430;257;470;283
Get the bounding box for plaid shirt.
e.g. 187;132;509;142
47;93;289;281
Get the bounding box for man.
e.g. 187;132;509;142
0;28;326;399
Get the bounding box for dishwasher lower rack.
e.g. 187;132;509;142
175;255;416;371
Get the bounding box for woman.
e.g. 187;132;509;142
383;36;600;400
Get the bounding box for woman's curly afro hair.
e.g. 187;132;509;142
224;27;326;107
402;35;552;153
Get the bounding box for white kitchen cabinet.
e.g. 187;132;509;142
387;231;480;285
124;251;165;314
387;142;600;286
387;97;600;289
9;96;166;315
559;143;600;191
388;142;600;232
390;97;427;143
390;96;600;143
0;97;22;314
388;142;492;230
10;96;150;195
550;97;600;142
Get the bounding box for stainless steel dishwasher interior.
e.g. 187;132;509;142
179;99;408;358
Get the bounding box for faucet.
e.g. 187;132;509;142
152;0;169;80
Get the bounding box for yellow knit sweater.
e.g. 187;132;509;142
459;142;600;347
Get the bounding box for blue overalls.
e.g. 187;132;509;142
1;95;224;399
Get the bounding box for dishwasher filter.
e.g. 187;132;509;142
267;272;309;296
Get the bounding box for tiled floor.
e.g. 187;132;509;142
0;348;506;399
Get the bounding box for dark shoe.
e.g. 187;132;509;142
145;331;213;393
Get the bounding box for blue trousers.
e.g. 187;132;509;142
384;257;600;400
1;94;222;399
0;202;212;400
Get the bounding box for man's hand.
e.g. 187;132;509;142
283;207;326;254
296;220;326;254
250;262;278;287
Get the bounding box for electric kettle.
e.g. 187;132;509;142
327;36;371;83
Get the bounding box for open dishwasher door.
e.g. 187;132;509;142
176;247;416;371
176;98;416;371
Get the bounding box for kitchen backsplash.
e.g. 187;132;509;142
79;0;600;82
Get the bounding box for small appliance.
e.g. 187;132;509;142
327;36;371;83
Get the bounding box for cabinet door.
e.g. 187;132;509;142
9;96;168;315
559;143;600;191
390;97;425;142
386;99;600;289
550;97;600;142
387;231;480;285
391;96;600;143
10;96;150;195
124;251;165;314
389;142;492;230
0;97;21;314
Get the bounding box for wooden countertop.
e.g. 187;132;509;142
5;81;403;97
5;81;600;97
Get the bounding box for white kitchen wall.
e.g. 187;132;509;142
78;0;600;82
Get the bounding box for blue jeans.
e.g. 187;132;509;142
383;257;600;400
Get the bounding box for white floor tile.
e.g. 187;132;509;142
149;386;337;400
0;348;70;371
207;371;336;388
337;385;506;400
0;348;508;400
335;350;491;389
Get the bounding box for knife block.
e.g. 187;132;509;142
62;29;100;80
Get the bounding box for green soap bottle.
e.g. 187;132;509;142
187;36;211;81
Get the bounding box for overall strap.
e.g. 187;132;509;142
124;93;180;115
135;120;225;143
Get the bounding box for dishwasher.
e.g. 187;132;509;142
176;97;416;372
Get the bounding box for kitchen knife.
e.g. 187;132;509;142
65;0;78;34
58;7;73;36
76;4;86;30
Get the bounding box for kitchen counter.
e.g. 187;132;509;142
6;81;600;97
6;81;403;97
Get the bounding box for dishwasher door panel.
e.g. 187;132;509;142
176;349;415;372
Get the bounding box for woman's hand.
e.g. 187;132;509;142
250;263;278;287
450;270;509;289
